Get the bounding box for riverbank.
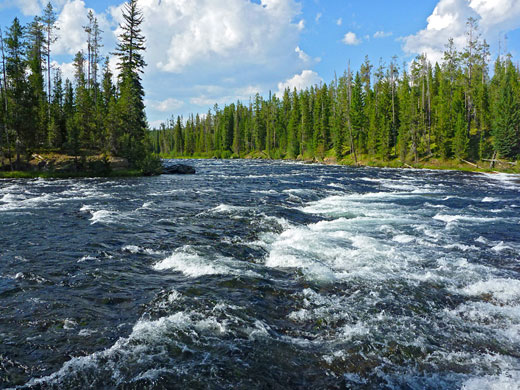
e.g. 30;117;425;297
331;154;520;174
161;151;520;174
0;169;143;179
0;153;158;179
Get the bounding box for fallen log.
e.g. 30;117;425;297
460;158;478;168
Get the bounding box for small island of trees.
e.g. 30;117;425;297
0;0;159;177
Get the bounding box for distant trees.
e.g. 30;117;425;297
0;0;153;170
151;19;520;164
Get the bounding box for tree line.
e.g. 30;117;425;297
152;18;520;164
0;0;152;171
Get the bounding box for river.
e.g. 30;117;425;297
1;160;520;389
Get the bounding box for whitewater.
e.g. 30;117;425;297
1;160;519;389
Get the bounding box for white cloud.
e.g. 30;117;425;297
51;60;74;82
149;119;165;129
374;30;393;39
336;17;342;26
403;0;520;64
342;31;361;46
3;0;41;15
147;97;185;112
315;12;322;23
277;70;322;94
297;19;305;31
295;46;310;63
190;84;261;107
53;0;113;57
111;0;303;74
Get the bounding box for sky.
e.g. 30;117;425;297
1;0;519;128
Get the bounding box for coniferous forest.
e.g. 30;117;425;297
0;6;519;172
0;0;157;174
152;19;520;169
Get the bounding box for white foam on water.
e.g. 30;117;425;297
77;255;96;263
491;241;515;252
482;197;501;203
461;278;520;305
81;204;127;225
210;204;250;214
153;246;230;277
90;209;119;224
481;172;520;190
462;372;520;390
340;321;370;339
476;236;488;244
251;189;278;194
63;319;77;330
123;245;163;255
24;307;230;387
138;201;154;210
153;246;259;278
433;213;498;224
393;234;416;244
443;243;479;252
283;188;316;195
78;329;97;337
0;193;54;211
247;320;272;340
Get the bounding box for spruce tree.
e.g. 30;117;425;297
493;59;520;158
113;0;148;165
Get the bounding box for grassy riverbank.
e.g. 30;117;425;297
0;152;156;179
335;155;520;174
0;169;143;179
161;151;520;174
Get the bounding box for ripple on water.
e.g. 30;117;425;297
2;161;520;389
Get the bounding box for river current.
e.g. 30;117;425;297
1;160;520;389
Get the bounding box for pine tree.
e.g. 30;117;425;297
350;72;366;156
493;58;520;158
5;18;31;165
42;2;58;112
113;0;148;165
27;16;48;147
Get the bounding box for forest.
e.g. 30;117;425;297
151;18;520;168
0;6;518;172
0;0;156;174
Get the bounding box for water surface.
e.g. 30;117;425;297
1;160;520;389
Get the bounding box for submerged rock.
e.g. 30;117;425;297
162;164;196;174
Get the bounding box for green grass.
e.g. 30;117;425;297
0;169;144;179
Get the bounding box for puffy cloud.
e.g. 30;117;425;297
147;97;185;112
110;0;303;74
51;60;74;82
1;0;40;15
277;70;322;94
403;0;520;64
0;0;68;17
374;30;393;39
190;84;261;107
336;17;342;26
53;0;114;57
342;31;361;46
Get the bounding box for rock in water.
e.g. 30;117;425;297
162;164;196;175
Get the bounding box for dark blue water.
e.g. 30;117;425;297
1;160;520;389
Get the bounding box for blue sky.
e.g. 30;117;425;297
1;0;519;127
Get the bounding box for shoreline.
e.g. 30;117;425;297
2;155;518;179
0;169;143;179
163;155;520;175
